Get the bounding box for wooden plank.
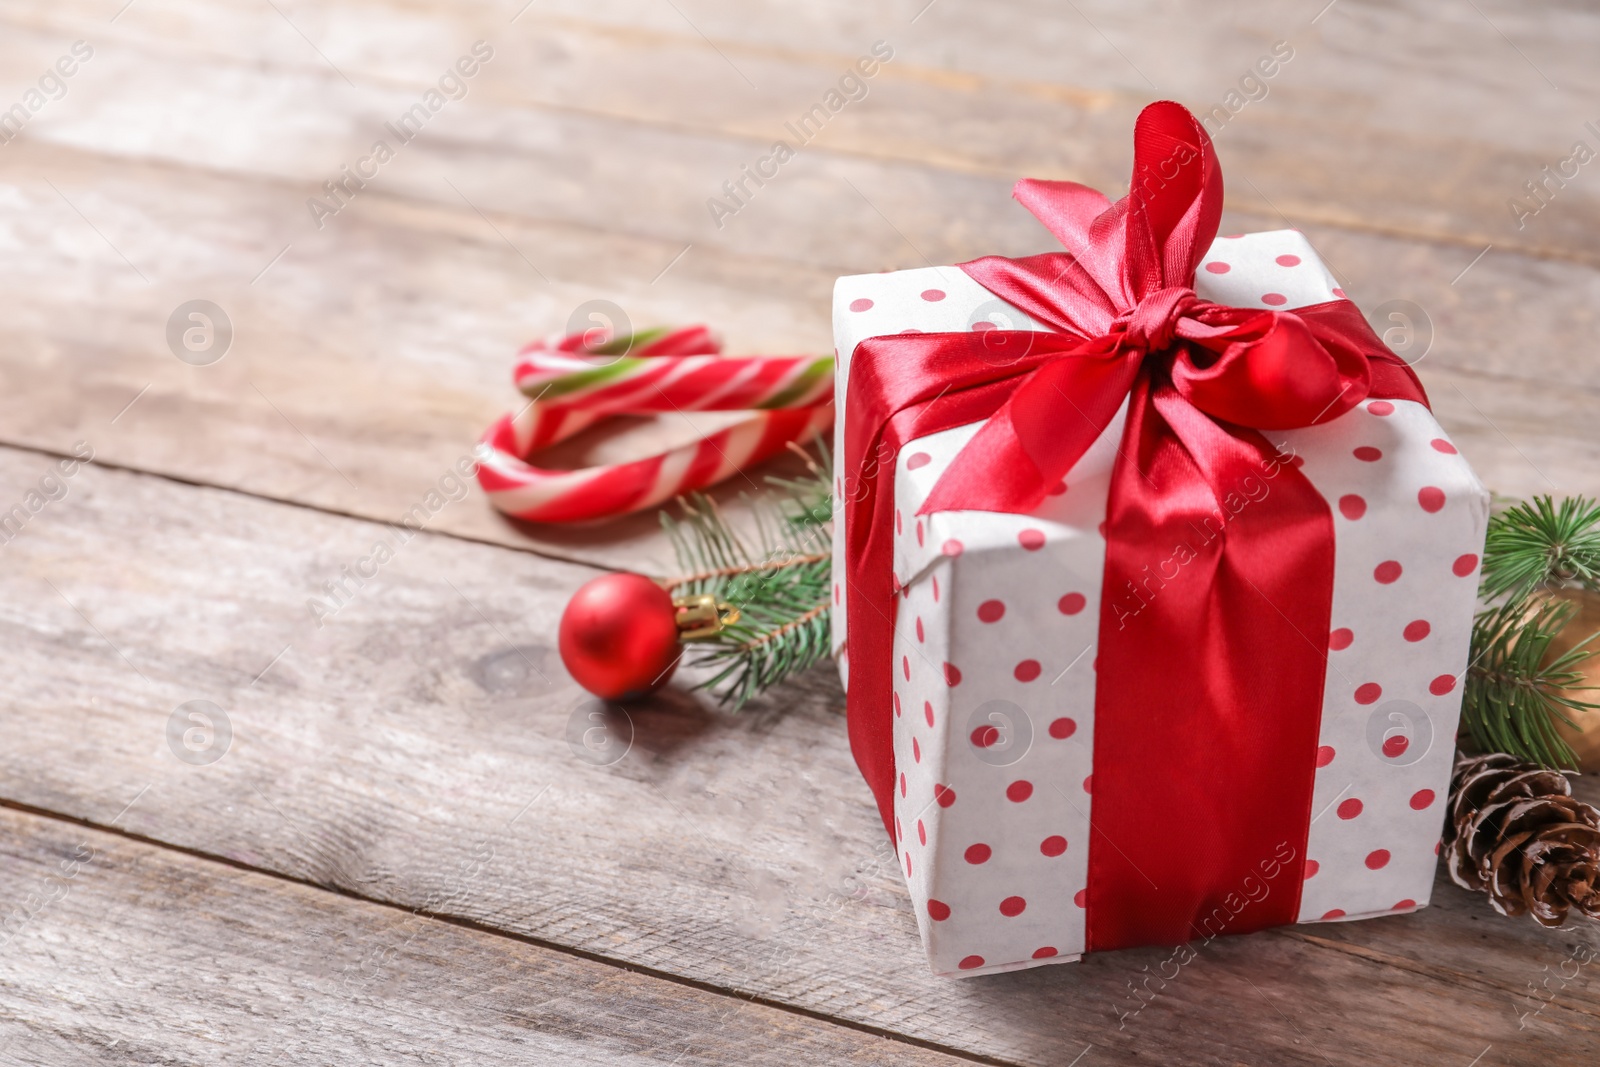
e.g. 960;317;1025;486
0;128;1596;587
8;0;1600;265
0;804;970;1067
2;445;1597;1065
0;135;834;576
0;1;1596;577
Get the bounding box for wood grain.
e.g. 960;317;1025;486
9;0;1600;263
0;0;1597;582
0;804;971;1067
2;445;1596;1065
4;1;1600;1063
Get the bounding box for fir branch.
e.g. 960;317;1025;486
1464;494;1600;768
661;444;833;709
1463;597;1597;769
1481;495;1600;602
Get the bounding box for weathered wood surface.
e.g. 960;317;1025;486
3;0;1600;1063
0;0;1597;581
0;804;972;1067
2;446;1597;1065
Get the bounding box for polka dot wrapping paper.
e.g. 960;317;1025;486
829;231;1490;977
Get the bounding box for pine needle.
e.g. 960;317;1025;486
1481;496;1600;602
661;443;834;709
1464;494;1600;769
1463;597;1596;769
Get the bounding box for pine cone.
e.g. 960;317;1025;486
1444;752;1600;927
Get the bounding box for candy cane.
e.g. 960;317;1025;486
475;325;834;523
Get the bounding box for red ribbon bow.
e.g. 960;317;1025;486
843;102;1427;952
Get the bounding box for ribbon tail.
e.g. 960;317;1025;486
1086;375;1325;951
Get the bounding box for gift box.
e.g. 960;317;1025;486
830;103;1489;977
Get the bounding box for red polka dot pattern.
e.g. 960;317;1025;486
964;843;991;865
849;297;874;312
999;896;1027;917
845;244;1490;972
1365;849;1390;870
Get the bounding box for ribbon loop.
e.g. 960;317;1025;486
913;101;1399;517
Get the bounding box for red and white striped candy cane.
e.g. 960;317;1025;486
475;325;834;523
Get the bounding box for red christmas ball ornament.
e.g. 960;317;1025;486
559;573;682;700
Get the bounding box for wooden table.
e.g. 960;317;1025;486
3;1;1599;1063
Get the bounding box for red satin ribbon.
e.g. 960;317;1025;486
843;102;1429;952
